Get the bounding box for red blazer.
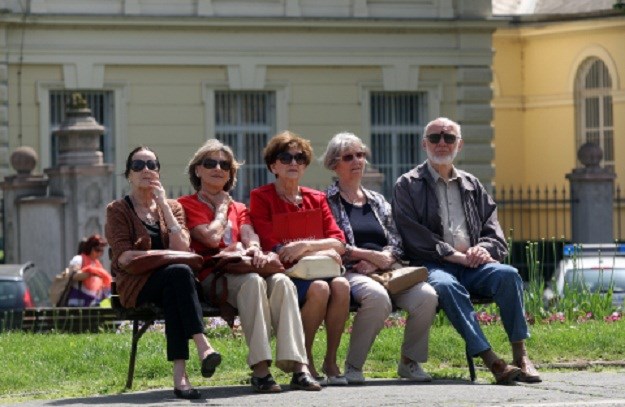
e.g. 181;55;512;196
249;183;345;252
178;193;250;281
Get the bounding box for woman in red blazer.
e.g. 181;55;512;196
250;131;350;387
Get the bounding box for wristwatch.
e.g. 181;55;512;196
168;224;182;234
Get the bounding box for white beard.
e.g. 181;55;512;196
426;146;459;166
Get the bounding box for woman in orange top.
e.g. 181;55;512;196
67;234;112;306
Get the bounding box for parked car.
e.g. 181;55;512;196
0;262;51;311
545;244;625;307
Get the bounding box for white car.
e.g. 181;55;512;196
550;244;625;307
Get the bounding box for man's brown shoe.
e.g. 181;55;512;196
513;356;542;383
489;359;522;385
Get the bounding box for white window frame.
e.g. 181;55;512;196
36;82;129;197
203;82;289;202
360;83;440;197
575;58;614;169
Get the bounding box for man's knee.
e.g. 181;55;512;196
492;264;523;286
428;269;460;296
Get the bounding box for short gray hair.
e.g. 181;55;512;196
321;132;370;171
423;117;462;139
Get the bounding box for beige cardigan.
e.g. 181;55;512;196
105;198;189;308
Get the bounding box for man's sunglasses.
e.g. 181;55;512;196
277;152;307;165
130;159;160;172
426;133;458;144
201;158;232;171
342;152;366;162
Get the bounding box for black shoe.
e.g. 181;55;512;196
201;352;222;378
174;388;202;399
290;372;322;391
251;374;282;393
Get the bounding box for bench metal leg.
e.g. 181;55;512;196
466;348;477;382
126;319;155;389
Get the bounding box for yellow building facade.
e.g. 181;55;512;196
493;15;625;187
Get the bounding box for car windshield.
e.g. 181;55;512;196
564;268;625;293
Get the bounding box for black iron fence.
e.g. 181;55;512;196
493;184;625;281
493;184;624;243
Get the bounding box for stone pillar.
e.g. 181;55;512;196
0;147;50;264
1;94;113;280
566;142;616;244
45;94;113;270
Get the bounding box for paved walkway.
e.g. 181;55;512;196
7;372;625;407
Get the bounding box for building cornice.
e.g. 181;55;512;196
496;16;625;38
0;14;505;31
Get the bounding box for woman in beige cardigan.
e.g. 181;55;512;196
105;146;221;400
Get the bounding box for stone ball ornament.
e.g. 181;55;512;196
577;142;603;168
10;146;38;175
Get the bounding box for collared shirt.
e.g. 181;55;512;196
426;162;471;253
325;180;403;261
392;160;509;264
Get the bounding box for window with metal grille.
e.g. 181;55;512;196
50;90;115;167
370;92;427;197
215;91;276;202
575;58;614;169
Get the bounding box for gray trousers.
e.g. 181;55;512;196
346;271;438;369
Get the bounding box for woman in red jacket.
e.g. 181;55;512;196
249;131;350;386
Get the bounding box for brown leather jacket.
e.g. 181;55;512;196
105;198;188;307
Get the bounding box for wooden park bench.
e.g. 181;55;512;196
111;280;493;388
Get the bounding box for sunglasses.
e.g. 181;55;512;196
426;133;458;144
277;152;307;165
130;159;160;172
341;152;366;162
201;158;232;171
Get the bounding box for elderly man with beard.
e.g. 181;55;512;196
392;117;540;385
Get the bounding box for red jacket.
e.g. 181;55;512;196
249;183;345;252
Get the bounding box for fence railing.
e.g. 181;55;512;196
493;184;624;243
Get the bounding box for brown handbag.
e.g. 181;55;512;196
209;250;285;328
123;250;204;275
210;250;285;276
369;266;428;295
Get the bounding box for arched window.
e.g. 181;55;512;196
575;58;614;169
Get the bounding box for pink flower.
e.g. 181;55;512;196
603;312;622;323
543;312;565;324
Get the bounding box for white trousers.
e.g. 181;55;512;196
203;272;308;372
346;271;438;368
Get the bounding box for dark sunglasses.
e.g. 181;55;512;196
341;152;366;162
130;159;160;172
426;133;458;144
277;152;307;165
201;158;232;171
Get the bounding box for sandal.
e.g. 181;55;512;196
290;372;322;391
251;374;282;393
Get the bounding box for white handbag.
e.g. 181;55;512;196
286;255;343;280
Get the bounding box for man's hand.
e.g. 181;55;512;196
465;246;495;268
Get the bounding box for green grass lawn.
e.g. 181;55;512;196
1;319;624;403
